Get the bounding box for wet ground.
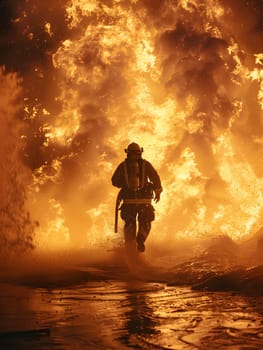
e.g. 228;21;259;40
1;245;263;349
1;281;263;349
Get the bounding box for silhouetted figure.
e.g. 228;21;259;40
112;142;162;252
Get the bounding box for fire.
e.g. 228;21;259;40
44;22;53;36
1;0;263;250
214;133;263;238
249;53;263;110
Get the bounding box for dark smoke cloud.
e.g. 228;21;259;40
148;11;233;182
150;1;263;176
158;23;232;121
219;0;263;53
215;0;263;175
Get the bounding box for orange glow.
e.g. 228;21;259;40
44;22;53;36
5;0;261;249
249;54;263;110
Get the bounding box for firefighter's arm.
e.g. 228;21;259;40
111;163;125;188
153;188;162;203
147;161;162;202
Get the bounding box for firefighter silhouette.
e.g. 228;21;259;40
112;143;162;252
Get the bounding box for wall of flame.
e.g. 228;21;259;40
0;0;263;249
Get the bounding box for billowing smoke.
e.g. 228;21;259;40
0;0;262;251
0;67;35;252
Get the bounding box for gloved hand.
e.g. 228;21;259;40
154;190;161;203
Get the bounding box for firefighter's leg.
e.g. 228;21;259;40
137;205;155;252
120;205;137;244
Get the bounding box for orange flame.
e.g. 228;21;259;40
21;0;263;249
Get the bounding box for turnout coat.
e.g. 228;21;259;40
111;158;162;201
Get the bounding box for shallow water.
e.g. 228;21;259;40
1;279;263;349
1;244;263;349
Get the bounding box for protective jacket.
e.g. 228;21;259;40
112;158;162;202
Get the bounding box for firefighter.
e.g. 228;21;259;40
112;142;162;252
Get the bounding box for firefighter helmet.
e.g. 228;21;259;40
125;142;143;153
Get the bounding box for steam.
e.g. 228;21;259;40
0;0;262;250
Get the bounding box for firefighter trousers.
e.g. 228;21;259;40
120;204;155;244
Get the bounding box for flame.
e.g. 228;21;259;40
248;53;263;110
44;22;53;36
3;0;261;249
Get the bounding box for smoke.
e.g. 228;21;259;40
0;67;35;253
219;0;263;53
0;0;262;251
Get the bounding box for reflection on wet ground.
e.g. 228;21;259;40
1;280;263;349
